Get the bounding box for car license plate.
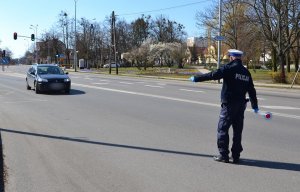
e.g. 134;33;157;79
50;83;64;90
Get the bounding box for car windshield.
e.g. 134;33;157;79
37;66;64;75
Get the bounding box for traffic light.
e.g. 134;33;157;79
13;32;17;40
31;34;35;41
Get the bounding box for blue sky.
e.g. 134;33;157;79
1;0;214;58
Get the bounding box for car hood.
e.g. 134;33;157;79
39;74;69;79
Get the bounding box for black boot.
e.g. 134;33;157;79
232;158;240;164
231;155;240;164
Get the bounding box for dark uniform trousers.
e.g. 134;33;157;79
217;100;247;159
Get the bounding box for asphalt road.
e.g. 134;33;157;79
0;65;300;192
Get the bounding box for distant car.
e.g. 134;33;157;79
26;64;71;94
103;63;120;68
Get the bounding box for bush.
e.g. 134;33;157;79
286;72;300;84
270;72;285;83
270;72;300;84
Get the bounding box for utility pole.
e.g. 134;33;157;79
111;11;118;75
217;0;222;83
74;0;78;72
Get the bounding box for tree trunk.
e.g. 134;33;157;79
278;51;286;83
272;47;278;72
286;51;291;73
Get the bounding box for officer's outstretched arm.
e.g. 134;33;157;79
190;68;224;83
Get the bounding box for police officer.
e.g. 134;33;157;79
190;49;259;164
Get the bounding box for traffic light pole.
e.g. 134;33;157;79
30;24;38;63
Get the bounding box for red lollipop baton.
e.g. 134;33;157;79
258;111;272;120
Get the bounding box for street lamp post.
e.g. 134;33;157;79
74;0;78;72
64;12;70;67
30;24;38;63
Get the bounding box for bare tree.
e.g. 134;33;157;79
39;29;65;64
131;15;152;47
196;0;264;65
246;0;300;82
115;19;133;60
151;15;187;43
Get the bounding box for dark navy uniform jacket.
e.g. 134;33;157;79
194;59;258;109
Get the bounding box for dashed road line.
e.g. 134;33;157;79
92;82;109;85
257;97;265;101
179;89;204;93
119;82;133;85
144;85;164;88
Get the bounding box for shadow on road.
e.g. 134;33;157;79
68;89;86;95
239;159;300;171
1;128;300;173
40;89;86;96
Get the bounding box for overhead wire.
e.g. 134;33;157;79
118;0;212;16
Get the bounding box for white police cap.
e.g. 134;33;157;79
228;49;243;57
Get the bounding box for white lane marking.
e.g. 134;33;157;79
257;97;265;101
145;85;164;88
1;73;25;78
73;83;300;120
84;78;93;80
261;106;300;110
0;91;14;96
73;83;218;106
92;83;109;85
180;89;204;93
4;99;48;104
157;83;166;86
119;82;133;85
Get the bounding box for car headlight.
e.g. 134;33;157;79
64;78;70;82
37;77;48;82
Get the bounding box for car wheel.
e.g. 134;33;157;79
26;79;31;90
35;83;40;94
65;88;70;94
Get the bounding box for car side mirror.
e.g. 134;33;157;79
65;72;69;75
30;71;35;75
